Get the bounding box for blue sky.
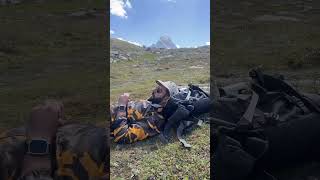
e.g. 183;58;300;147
110;0;210;48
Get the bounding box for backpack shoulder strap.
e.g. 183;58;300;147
250;68;320;113
237;91;259;131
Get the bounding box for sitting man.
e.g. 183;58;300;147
110;80;210;144
0;100;108;180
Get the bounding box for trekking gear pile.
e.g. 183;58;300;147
161;83;210;148
211;68;320;180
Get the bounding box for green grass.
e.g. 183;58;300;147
110;125;210;180
212;0;320;93
137;125;210;179
111;38;144;53
110;50;210;179
110;58;209;102
0;0;106;129
213;0;320;72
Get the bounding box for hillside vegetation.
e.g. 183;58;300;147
0;0;106;129
213;0;320;72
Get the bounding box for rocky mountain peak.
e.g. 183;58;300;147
150;35;177;49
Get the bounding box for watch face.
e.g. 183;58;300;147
29;139;49;154
119;106;126;111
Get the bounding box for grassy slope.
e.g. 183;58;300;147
213;0;320;94
110;48;210;179
0;0;106;129
213;0;320;72
111;38;144;52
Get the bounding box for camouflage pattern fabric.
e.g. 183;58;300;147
55;123;108;180
0;123;108;180
110;100;166;143
0;127;26;180
17;169;53;180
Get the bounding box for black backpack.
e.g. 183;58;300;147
160;84;210;148
212;68;320;180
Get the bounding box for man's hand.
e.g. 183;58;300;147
27;113;59;142
118;93;130;106
21;108;61;177
115;93;130;119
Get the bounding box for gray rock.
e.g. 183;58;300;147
69;11;88;17
68;9;97;17
254;15;300;22
119;55;127;60
1;0;23;5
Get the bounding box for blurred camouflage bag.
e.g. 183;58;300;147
0;127;26;180
0;123;108;180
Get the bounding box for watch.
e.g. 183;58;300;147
25;138;51;156
116;105;127;119
118;105;127;111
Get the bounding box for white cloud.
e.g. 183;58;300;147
116;37;142;47
128;41;142;47
110;0;132;18
125;0;132;8
206;41;210;46
167;0;177;2
110;30;115;34
176;45;180;48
